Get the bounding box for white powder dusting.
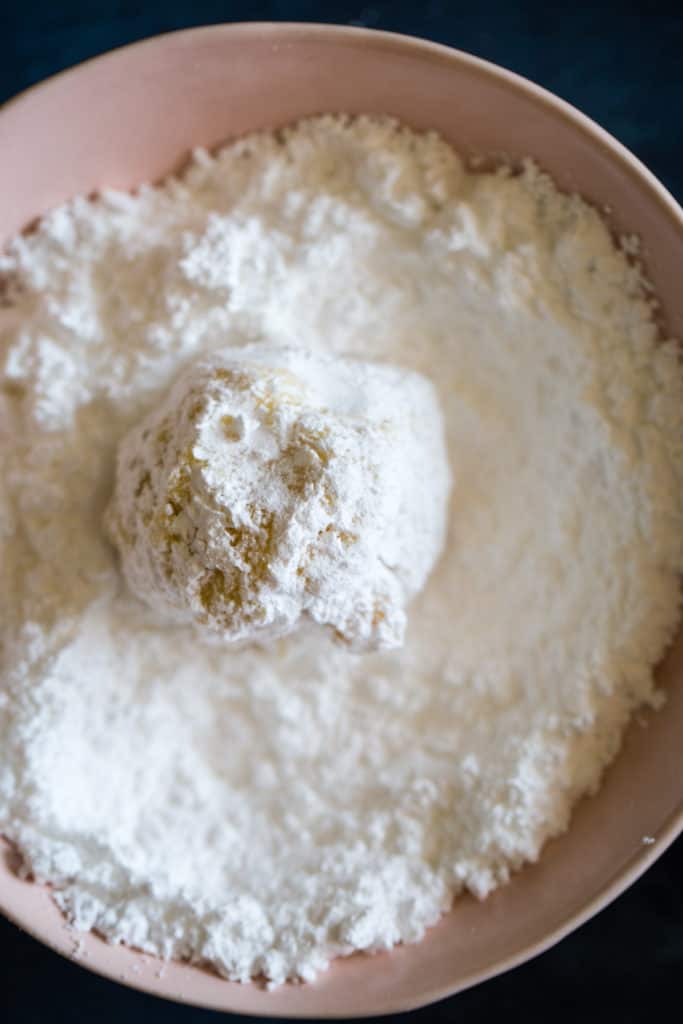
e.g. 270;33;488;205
105;345;450;650
1;115;682;985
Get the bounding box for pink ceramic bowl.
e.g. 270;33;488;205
1;22;682;1018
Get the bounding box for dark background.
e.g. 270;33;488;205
2;2;682;1021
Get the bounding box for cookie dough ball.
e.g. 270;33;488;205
105;346;451;651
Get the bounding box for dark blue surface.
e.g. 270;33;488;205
2;3;682;1021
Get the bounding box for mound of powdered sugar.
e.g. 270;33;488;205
1;115;682;985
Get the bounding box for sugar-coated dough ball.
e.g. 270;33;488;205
105;345;451;650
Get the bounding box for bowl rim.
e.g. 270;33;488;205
1;20;682;1017
3;19;683;227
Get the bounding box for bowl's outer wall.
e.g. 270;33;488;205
1;24;682;1018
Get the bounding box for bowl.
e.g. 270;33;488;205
1;22;682;1018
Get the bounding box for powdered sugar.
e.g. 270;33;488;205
1;115;682;985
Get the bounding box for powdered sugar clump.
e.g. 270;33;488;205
1;115;682;985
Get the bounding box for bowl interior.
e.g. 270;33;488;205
1;23;682;1018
